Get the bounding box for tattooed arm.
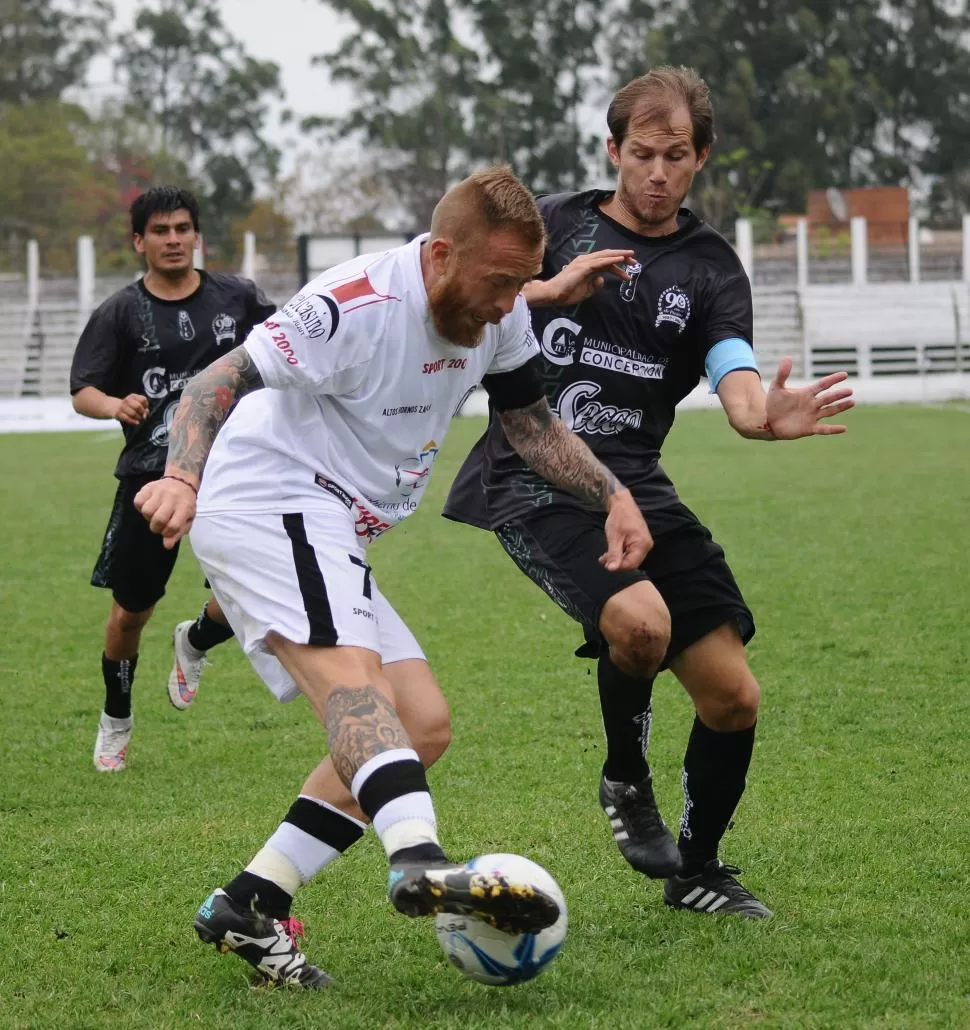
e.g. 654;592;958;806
499;398;620;508
165;345;264;484
498;398;653;571
133;345;264;547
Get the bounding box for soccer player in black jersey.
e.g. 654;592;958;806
71;186;276;772
445;68;854;918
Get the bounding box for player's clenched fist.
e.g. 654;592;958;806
114;393;150;425
134;475;198;549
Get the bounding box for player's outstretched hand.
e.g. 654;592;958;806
600;489;653;572
134;476;197;549
115;393;150;425
528;250;637;307
765;357;856;439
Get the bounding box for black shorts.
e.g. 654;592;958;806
494;502;754;667
91;474;181;612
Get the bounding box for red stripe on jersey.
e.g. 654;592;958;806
332;276;377;304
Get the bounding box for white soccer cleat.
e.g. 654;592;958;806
93;712;132;772
167;620;207;710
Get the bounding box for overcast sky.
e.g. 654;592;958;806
83;0;354;164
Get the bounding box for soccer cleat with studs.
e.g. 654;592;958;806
387;861;561;935
193;889;332;988
599;773;682;878
167;620;208;710
93;712;132;772
663;860;772;919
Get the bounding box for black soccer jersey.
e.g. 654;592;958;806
445;190;754;529
71;271;276;477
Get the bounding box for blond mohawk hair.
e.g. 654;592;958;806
430;166;545;250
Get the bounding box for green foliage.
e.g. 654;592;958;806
0;100;124;273
115;0;285;260
311;0;480;229
606;0;970;221
0;0;113;104
312;0;612;227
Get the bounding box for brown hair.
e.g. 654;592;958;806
607;66;714;153
431;165;545;250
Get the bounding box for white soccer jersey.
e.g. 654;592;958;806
196;235;538;541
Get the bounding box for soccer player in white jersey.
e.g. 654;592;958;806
135;167;652;988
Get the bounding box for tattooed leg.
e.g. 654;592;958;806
323;684;412;789
266;638;443;861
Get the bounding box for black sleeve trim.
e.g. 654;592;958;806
480;354;545;412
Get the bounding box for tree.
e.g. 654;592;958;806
0;0;113;104
465;0;607;192
311;0;614;225
287;151;404;235
311;0;480;229
606;0;970;224
882;0;970;220
115;0;284;260
0;101;123;272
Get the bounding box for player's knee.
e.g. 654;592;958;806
108;603;153;634
700;679;760;731
609;613;671;678
413;712;452;768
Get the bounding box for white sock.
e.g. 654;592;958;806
351;749;440;860
265;799;368;882
245;845;302;896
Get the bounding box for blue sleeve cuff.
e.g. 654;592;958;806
705;337;759;392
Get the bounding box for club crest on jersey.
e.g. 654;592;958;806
142;366;168;399
212;312;237;346
655;285;691;333
619;262;643;303
540;317;581;366
177;310;196;341
395;440;439;495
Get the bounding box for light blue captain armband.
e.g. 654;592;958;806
705;337;759;392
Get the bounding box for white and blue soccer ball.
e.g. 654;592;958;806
434;854;567;986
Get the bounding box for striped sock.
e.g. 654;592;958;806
350;748;442;861
224;796;367;917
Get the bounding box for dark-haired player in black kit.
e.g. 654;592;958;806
445;67;854;918
71;186;276;772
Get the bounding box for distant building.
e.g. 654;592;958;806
806;186;910;245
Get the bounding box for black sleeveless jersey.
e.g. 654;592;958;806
445;190;754;528
70;271;276;477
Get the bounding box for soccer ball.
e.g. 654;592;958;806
434;854;567;986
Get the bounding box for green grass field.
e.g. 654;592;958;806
2;406;969;1030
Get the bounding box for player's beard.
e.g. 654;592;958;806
427;270;487;349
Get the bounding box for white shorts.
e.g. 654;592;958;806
190;505;425;702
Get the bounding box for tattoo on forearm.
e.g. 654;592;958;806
324;684;411;789
167;345;264;479
500;399;620;509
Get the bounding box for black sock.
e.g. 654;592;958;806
102;654;137;719
597;653;654;783
678;716;756;876
389;842;449;866
186;603;235;652
223;871;294;919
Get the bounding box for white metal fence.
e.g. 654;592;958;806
2;225;970;405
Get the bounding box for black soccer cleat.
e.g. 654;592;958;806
193;889;333;988
599;773;682;878
663;860;773;919
387;861;560;935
